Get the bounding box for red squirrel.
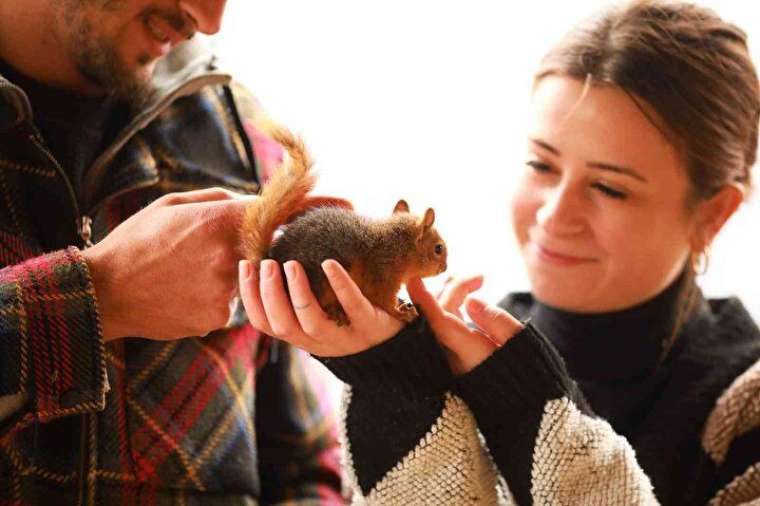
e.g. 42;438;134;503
240;129;447;325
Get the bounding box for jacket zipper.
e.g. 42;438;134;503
26;130;93;248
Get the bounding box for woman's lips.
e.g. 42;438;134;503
535;244;597;266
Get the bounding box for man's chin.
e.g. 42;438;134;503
95;69;155;108
77;58;155;107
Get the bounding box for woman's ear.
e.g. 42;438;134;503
690;184;744;250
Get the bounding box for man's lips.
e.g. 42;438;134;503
145;14;194;47
146;15;171;44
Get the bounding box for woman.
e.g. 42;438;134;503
239;1;760;504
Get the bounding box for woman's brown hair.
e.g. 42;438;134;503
536;0;759;203
536;0;760;357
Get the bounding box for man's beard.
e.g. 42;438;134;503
68;14;155;108
56;2;196;108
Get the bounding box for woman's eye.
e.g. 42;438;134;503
593;182;628;200
526;160;552;173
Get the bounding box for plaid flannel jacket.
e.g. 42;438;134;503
0;40;343;505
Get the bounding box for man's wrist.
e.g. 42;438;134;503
80;245;122;342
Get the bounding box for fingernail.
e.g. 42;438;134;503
239;260;252;280
321;259;337;277
284;261;297;280
261;260;275;280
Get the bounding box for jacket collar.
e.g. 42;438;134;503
0;37;233;211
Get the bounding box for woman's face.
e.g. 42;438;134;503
511;75;696;312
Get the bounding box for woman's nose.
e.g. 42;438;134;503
179;0;227;35
535;184;586;236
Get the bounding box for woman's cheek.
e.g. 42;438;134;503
510;178;540;244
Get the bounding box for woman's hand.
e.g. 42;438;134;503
238;258;404;357
407;277;523;375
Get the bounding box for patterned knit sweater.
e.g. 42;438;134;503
318;286;760;505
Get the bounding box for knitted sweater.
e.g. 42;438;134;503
318;288;760;505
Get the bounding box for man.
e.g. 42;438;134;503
0;1;343;504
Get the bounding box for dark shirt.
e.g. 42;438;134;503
510;272;684;432
0;59;130;200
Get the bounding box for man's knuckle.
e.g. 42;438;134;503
211;248;236;270
158;192;182;206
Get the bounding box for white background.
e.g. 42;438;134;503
214;1;760;321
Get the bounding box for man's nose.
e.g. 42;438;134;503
179;0;227;35
535;183;586;236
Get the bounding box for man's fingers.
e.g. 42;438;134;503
155;187;240;206
238;260;273;335
302;196;354;211
439;274;484;315
283;260;332;335
321;260;374;321
180;198;251;246
282;196;353;224
465;297;522;345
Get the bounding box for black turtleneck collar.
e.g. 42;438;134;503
501;271;695;383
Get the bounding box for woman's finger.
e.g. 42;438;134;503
283;260;333;336
439;274;484;316
408;278;497;374
408;278;470;340
465;297;523;345
435;276;454;299
302;195;354;211
321;260;375;322
238;260;273;335
259;259;303;337
407;277;446;324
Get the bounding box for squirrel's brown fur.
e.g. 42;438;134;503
240;129;448;325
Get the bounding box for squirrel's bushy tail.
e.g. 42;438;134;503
241;128;316;264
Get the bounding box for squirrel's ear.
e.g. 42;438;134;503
421;208;435;229
393;199;410;214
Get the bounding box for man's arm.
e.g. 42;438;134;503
0;243;108;439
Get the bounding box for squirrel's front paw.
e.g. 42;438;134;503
392;302;418;323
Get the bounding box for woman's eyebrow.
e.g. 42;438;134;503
529;137;648;183
530;138;560;155
587;162;648;183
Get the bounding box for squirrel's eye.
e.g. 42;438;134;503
434;244;444;255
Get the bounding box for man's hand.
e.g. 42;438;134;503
82;187;251;341
238;258;403;357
